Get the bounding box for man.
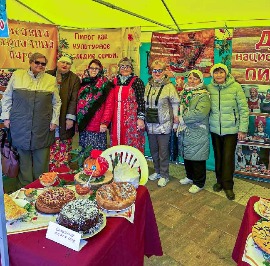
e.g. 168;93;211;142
1;52;61;187
46;56;80;170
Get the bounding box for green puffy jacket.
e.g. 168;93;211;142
207;74;249;135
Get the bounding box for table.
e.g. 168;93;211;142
232;196;261;265
7;176;163;266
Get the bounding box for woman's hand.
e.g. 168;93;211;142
50;123;57;131
66;119;74;130
100;124;107;133
137;119;145;130
238;131;247;141
4;119;10;128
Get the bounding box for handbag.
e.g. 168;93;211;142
145;84;164;124
146;108;159;123
1;128;19;178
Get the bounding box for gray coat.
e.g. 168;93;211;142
180;89;210;161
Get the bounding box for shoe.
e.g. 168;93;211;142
148;173;161;181
213;183;223;192
188;185;204;194
224;190;235;200
158;177;169;187
179;177;193;185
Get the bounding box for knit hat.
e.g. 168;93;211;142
210;63;228;76
58;56;72;64
188;69;204;82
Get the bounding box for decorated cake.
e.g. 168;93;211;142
35;187;76;214
96;182;136;210
113;162;140;188
57;199;101;233
252;219;270;253
74;149;113;190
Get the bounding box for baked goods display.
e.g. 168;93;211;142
252;219;270;253
35;187;76;214
113;162;140;188
39;172;58;186
257;198;270;219
96;182;136;210
57;199;102;233
4;194;27;221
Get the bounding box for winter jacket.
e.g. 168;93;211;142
1;69;61;150
145;76;180;135
46;69;80;140
181;88;210;160
207;74;249;135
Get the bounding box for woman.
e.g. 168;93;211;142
111;57;145;153
207;63;249;200
46;56;80;171
145;60;180;187
77;59;114;151
1;52;61;188
178;70;210;193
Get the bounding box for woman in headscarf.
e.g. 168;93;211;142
145;59;180;187
207;63;249;200
110;57;145;153
178;70;210;193
77;59;114;151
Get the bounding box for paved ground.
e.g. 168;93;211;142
144;161;270;266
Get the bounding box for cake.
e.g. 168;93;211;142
252;219;270;253
258;198;270;219
4;194;28;221
57;199;100;233
96;182;136;210
113;162;140;188
35;187;76;214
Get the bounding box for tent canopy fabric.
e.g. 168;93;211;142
7;0;270;34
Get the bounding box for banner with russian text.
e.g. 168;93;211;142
232;27;270;84
0;0;9;38
0;20;58;69
58;27;141;80
149;30;215;78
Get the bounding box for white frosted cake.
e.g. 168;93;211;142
113;163;140;188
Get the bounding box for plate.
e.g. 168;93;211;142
254;200;270;220
99;203;134;213
101;145;149;186
56;212;106;240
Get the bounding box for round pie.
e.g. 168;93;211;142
96;182;136;210
252;219;270;253
35;187;76;214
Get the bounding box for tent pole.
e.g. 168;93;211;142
14;0;55;24
161;0;181;32
92;0;177;31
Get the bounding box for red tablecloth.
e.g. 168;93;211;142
232;196;261;265
7;176;163;266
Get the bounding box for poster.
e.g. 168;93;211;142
149;30;215;78
232;27;270;84
58;27;141;80
0;20;58;69
0;0;8;38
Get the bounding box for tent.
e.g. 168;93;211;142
6;0;270;42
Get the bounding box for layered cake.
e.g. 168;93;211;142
96;182;136;210
35;187;76;214
114;162;140;188
57;199;100;233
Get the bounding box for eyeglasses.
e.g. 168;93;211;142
34;61;46;67
152;69;163;74
89;67;100;71
120;65;131;70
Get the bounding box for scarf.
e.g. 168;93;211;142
77;75;113;132
180;82;204;109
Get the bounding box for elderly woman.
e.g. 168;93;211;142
77;59;114;151
178;70;210;193
110;57;145;153
1;52;61;188
146;60;180;187
207;63;249;200
47;56;80;171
